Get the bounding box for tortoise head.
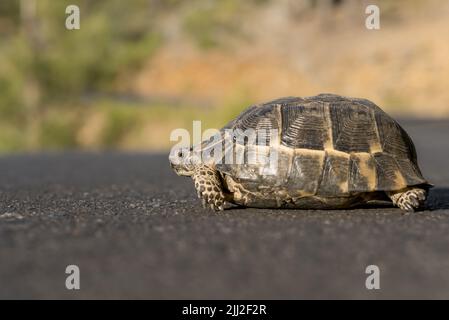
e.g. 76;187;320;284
169;145;200;177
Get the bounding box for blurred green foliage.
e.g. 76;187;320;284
1;0;433;153
184;0;243;49
0;0;166;152
184;0;269;48
0;0;269;152
100;106;142;148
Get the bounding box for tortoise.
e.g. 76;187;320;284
169;94;431;212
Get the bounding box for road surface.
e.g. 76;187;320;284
0;119;449;299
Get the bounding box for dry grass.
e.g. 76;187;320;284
130;0;449;118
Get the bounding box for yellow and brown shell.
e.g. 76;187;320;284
213;94;430;207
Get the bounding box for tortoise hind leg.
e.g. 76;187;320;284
386;187;427;212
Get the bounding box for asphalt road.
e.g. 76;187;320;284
1;119;449;299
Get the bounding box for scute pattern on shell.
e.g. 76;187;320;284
329;101;379;153
281;101;329;150
216;94;430;196
233;104;280;145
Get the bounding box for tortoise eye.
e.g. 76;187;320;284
178;151;184;158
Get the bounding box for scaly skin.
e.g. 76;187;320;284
192;164;226;211
387;188;427;212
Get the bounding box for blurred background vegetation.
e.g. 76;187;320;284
0;0;448;153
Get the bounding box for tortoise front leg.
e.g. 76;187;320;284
192;164;226;211
387;187;427;212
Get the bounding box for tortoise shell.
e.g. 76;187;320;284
211;94;429;200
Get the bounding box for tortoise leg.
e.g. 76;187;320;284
192;164;225;211
387;187;427;212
